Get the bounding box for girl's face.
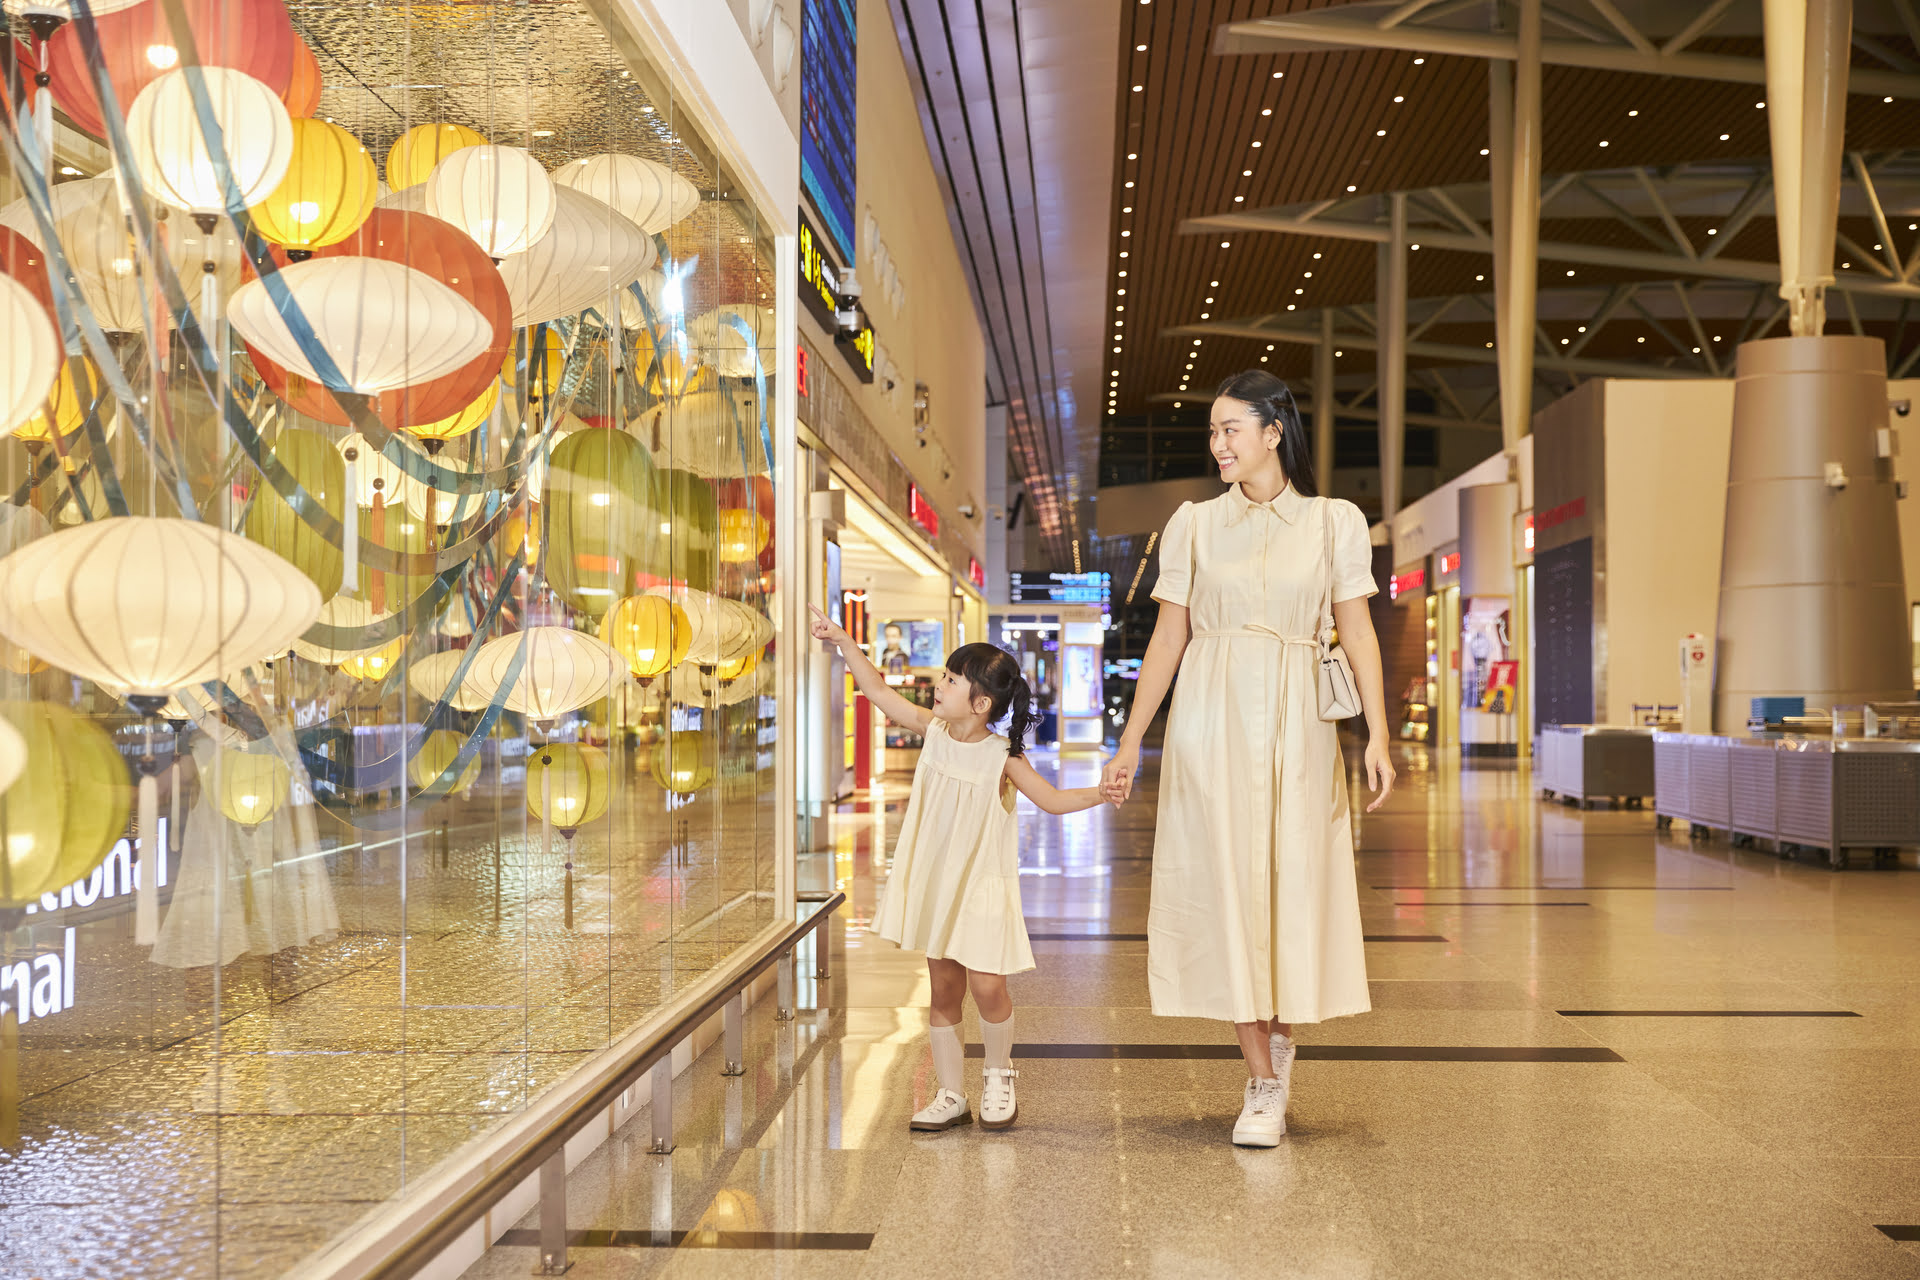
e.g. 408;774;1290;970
1209;396;1280;486
932;668;984;722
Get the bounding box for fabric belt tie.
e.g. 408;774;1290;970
1190;625;1319;647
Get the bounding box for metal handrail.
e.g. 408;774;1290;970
332;892;844;1280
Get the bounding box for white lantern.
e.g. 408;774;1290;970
617;270;668;331
0;273;61;434
495;187;657;327
686;304;773;379
123;68;294;214
407;646;489;711
552;153;700;236
228;257;492;393
0;516;322;697
0;504;49;557
0;178;106;249
459;626;622;721
424;145;556;259
53;177;245;333
630;388;769;479
291;594;399;666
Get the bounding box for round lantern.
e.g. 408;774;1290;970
292;593;390;666
0;274;61;435
494;186;655;327
424;144;556;260
228;257;492;392
405;380;496;454
552;153;700;235
55;180;246;332
654;467;718;592
0;702;130;910
217;747;288;827
407;647;490;712
42;0;296;140
339;636;404;682
503;506;540;566
504;326;566;400
0;516;321;699
460;626;623;722
247;117;377;251
409;727;481;794
386;122;486;191
599;593;689;684
650;730;712;796
687;304;773;379
123;68;294;214
11;355;97;451
281;37;323;117
244;425;346;598
714;643;762;685
354;501;439;613
716;508;770;563
636;389;770;480
525;742;609;836
544;428;659;619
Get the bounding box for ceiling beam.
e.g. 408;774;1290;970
1161;320;1714;380
1142;392;1502;432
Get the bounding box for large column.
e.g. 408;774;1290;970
1763;0;1850;334
983;402;1008;603
1499;0;1542;453
1313;308;1335;495
1376;193;1407;519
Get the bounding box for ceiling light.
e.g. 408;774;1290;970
1115;305;1123;312
1334;350;1343;357
1211;280;1220;286
1251;141;1262;148
1410;245;1419;251
1719;132;1729;140
1757;101;1765;108
1475;273;1485;281
1260;356;1269;363
1262;108;1273;117
1234;195;1244;201
1136;43;1146;51
1122;206;1132;213
1295;288;1304;295
1127;152;1138;160
1628;109;1638;116
1273;71;1284;78
1120;251;1129;257
1346;184;1356;192
1304;271;1313;278
1413;57;1425;65
1886;96;1895;103
1561;338;1569;345
1311;253;1321;260
1484;341;1494;348
1376;129;1387;137
1125;180;1135;188
1113;345;1121;352
1205;296;1214;303
1118;289;1127;296
1122;230;1131;237
1119;271;1128;277
1707;228;1718;235
1598;140;1608;147
1638;336;1646;343
1133;85;1143;92
1713;334;1723;341
1287;304;1296;310
1876;243;1884;250
57;165;80;176
1480;148;1490;156
1221;241;1231;248
1243;169;1253;177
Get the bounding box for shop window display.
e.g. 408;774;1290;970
0;1;783;1274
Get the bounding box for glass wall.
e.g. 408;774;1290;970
0;0;784;1274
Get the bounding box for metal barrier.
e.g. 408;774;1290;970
356;893;844;1280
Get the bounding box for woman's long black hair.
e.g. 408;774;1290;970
945;643;1038;757
1215;369;1318;497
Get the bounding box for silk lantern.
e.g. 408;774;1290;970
0;702;130;912
459;626;622;722
714;643;761;684
687;304;772;379
407;647;489;712
405;380;495;454
281;37;322;116
716;508;770;563
409;727;480;793
123;68;294;214
292;594;399;667
599;593;689;684
1;275;62;435
552;153;700;235
217;747;288;826
244;425;345;598
544;427;658;618
12;356;99;453
525;742;608;836
386;122;485;191
636;389;769;480
247;117;377;251
494;186;655;327
650;730;712;796
55;178;246;332
424;144;556;260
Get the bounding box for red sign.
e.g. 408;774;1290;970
796;345;809;398
1523;513;1535;551
908;483;940;537
967;557;985;589
1438;552;1460;576
1389;567;1426;601
1535;496;1585;533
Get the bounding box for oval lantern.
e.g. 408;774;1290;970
0;273;60;435
0;702;130;910
247;117;377;251
55;179;246;332
281;37;322;117
292;593;393;666
716;508;770;563
386;122;486;192
599;593;689;684
636;388;769;480
407;648;490;712
552;153;700;236
525;742;609;836
687;304;773;379
339;636;404;682
494;186;655;327
217;747;288;827
544;427;658;619
460;626;623;722
653;467;718;592
409;727;480;794
649;730;712;796
0;516;321;698
424;144;556;260
228;257;492;393
405;380;496;454
244;425;346;599
123;67;294;214
714;643;762;684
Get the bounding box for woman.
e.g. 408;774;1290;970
1101;369;1394;1148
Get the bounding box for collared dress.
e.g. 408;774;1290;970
1146;483;1378;1024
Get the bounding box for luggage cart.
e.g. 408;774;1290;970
1727;737;1778;849
1774;738;1920;869
1536;725;1654;809
1653;732;1690;831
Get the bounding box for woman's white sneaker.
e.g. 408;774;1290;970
909;1088;972;1132
1231;1077;1286;1147
1269;1031;1296;1111
980;1067;1019;1129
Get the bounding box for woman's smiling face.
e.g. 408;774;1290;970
1209;395;1276;484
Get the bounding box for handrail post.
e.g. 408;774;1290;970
813;913;831;980
648;1059;675;1155
721;994;745;1075
535;1150;570;1275
775;949;795;1021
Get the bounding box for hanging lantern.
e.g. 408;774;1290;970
292;594;391;666
406;647;490;712
503;505;541;566
385;121;486;191
54;178;245;333
409;727;480;794
339;635;404;682
526;742;609;836
217;747;288;827
635;388;770;480
0;516;322;697
404;380;496;454
503;326;566;401
716;508;770;563
0;703;130;912
281;36;322;117
354;502;439;614
123;67;294;214
246;117;377;251
459;626;623;722
423;144;557;260
0;273;60;436
494;186;655;327
653;467;718;592
10;354;97;454
649;730;712;796
544;427;659;619
228;257;492;393
687;304;773;379
551;153;700;236
714;643;762;685
598;593;689;684
244;425;346;599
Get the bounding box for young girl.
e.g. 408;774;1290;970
810;604;1110;1132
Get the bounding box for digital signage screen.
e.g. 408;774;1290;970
800;0;857;265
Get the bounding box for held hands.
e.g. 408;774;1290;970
1100;742;1140;807
1363;737;1397;813
808;603;849;648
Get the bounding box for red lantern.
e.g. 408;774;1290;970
244;209;512;430
0;228;56;326
280;36;321;117
44;0;296;140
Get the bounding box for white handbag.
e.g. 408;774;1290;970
1316;499;1361;722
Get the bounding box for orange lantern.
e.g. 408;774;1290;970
281;37;323;117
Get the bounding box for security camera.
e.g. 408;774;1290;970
958;503;977;519
1895;399;1912;417
837;280;863;300
1825;461;1849;491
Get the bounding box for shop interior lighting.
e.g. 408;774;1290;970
845;495;941;579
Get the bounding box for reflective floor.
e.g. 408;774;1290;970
467;743;1920;1278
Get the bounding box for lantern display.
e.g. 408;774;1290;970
716;508;770;563
687;304;773;379
423;144;556;259
714;643;762;684
228;257;492;393
599;593;689;684
217;747;289;827
503;326;567;407
338;636;404;682
0;702;130;910
244;425;346;599
636;389;769;480
282;37;323;116
552;153;699;235
386;122;486;191
1;273;60;435
459;627;623;722
544;428;659;618
293;594;394;666
654;467;718;592
54;179;247;332
0;226;54;325
405;380;496;453
0;516;321;697
525;742;609;835
407;647;490;712
123;68;295;214
494;186;655;327
649;730;712;796
246;118;378;251
409;727;481;794
354;500;439;614
11;355;97;451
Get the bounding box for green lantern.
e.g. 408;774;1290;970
544;428;660;618
649;729;713;796
0;703;130;911
246;427;347;600
654;468;717;593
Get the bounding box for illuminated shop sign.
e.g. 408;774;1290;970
968;557;985;589
1536;496;1586;533
798;214;876;384
1;928;75;1023
1437;552;1461;577
908;483;939;537
1389;567;1426;601
1524;513;1535;551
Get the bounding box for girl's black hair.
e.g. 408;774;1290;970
1215;369;1319;497
945;642;1038;757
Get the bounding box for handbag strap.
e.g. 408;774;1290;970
1318;497;1337;651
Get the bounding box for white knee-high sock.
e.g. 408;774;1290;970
981;1012;1015;1071
929;1023;965;1094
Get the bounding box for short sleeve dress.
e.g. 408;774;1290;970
869;718;1035;976
1146;483;1378;1024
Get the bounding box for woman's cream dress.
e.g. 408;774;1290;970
870;718;1035;976
1147;483;1377;1024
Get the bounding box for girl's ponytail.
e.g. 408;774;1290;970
945;642;1039;756
1004;677;1038;758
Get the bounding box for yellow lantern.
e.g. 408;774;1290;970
385;122;486;191
12;356;98;451
503;328;565;401
714;644;761;685
408;727;481;793
650;730;712;796
218;749;290;827
247;117;379;251
599;593;689;683
526;742;610;836
338;635;405;682
405;380;497;454
0;703;129;910
503;505;541;565
716;508;770;563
